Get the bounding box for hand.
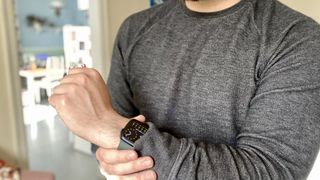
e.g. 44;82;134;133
49;68;129;149
96;148;157;180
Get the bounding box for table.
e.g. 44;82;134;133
19;69;47;105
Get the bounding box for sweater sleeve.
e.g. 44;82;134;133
108;18;320;180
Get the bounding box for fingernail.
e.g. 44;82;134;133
146;171;156;180
127;152;136;160
143;159;152;167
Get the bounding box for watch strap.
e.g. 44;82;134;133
118;139;134;150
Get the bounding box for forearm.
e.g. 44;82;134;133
134;86;320;179
97;114;129;149
135;122;319;180
104;8;320;179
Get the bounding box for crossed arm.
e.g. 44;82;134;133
50;56;320;180
49;62;320;180
49;21;320;180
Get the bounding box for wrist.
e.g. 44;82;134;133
96;113;130;149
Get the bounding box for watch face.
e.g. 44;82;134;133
121;119;149;146
122;128;142;142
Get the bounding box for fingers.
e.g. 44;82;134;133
52;83;80;95
100;168;157;180
96;149;138;164
68;67;102;80
100;156;154;176
65;68;104;88
48;93;65;109
57;72;111;113
49;85;91;112
119;170;157;180
96;148;155;177
60;73;91;86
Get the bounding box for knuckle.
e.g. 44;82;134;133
48;96;57;108
103;164;115;175
91;69;100;77
134;159;144;171
60;95;69;105
101;150;113;163
102;154;109;163
78;74;89;85
95;150;101;161
142;170;157;180
108;164;119;175
97;149;110;162
137;173;146;180
150;170;157;180
126;162;135;172
90;69;100;79
113;163;126;175
68;85;77;94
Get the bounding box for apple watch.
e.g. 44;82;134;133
118;119;149;150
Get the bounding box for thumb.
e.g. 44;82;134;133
132;115;146;123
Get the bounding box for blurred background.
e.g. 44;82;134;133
0;0;319;180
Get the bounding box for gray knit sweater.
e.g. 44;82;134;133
107;0;320;179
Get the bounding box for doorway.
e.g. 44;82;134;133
14;0;103;179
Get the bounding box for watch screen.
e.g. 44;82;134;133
123;128;142;142
121;119;149;146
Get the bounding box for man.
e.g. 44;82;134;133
49;0;320;179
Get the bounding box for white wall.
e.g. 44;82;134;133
279;0;320;23
0;26;18;165
90;0;149;79
107;0;150;53
0;0;28;168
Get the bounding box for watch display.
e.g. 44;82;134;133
120;119;149;147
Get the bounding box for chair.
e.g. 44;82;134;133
34;56;65;103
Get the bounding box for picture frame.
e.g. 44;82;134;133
150;0;165;7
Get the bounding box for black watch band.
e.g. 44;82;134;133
118;119;149;150
118;140;134;150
